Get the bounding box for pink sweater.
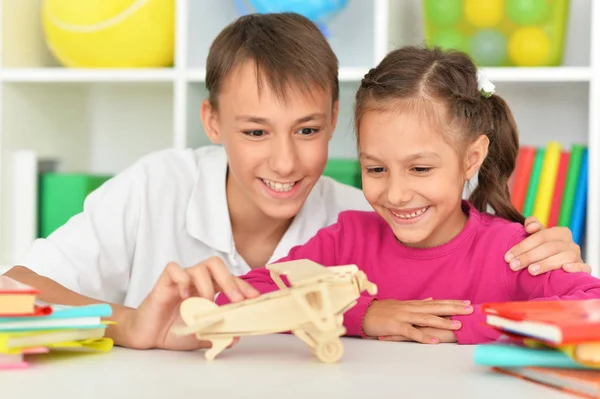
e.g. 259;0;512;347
217;201;600;344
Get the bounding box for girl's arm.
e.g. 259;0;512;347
453;228;600;345
215;215;376;337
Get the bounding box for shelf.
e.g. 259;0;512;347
481;67;592;82
187;66;591;83
0;68;177;83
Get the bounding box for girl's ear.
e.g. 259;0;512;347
201;99;222;144
464;134;489;180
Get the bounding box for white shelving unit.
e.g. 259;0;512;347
0;0;598;275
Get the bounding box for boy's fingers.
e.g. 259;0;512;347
188;265;216;300
205;258;245;302
522;251;580;275
508;240;581;271
164;262;192;298
563;262;592;274
523;216;544;233
235;279;260;298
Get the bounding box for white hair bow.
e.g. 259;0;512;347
477;69;495;98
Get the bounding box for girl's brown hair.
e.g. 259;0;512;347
355;46;524;224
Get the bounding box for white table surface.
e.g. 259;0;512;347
1;334;573;399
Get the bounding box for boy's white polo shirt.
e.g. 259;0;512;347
20;145;371;308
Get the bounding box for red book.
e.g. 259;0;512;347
0;276;50;316
547;151;570;227
482;299;600;345
511;147;536;212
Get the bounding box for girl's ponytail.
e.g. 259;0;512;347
469;95;525;224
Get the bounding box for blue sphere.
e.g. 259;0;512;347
234;0;349;36
247;0;348;22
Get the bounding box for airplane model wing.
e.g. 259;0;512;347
267;259;335;287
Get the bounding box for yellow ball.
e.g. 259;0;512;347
464;0;505;28
42;0;175;68
508;27;551;66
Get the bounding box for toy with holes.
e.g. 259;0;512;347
171;259;377;363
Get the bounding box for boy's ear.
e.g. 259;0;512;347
200;99;221;144
464;134;489;180
329;100;339;140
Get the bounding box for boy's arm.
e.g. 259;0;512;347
453;228;600;345
2;267;133;345
5;170;141;306
215;216;375;336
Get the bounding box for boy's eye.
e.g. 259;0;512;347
297;127;319;135
243;130;265;137
412;167;433;173
366;167;386;174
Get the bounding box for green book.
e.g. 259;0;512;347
38;173;112;238
522;148;545;217
558;144;585;227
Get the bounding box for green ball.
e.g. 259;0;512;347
424;0;462;28
469;29;508;66
431;30;468;52
507;0;549;25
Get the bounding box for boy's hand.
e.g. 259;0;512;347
362;298;473;344
505;216;589;276
120;258;259;350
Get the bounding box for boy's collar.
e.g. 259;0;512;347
186;146;234;254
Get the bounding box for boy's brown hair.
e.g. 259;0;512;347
355;45;524;224
205;13;339;108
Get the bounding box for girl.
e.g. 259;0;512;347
217;45;600;345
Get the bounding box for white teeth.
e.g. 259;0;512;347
391;206;428;219
262;179;295;192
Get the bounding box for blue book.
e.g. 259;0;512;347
570;148;588;245
474;343;592;369
0;303;112;332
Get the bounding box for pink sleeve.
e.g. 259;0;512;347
452;306;503;345
215;216;376;336
453;227;600;345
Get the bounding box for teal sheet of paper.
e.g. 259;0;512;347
474;344;590;369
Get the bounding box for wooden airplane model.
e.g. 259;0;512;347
171;259;377;363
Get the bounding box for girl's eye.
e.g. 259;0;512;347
366;167;386;174
297;127;319;135
412;167;432;173
243;130;265;137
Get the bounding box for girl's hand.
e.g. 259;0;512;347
378;326;457;343
120;258;259;350
505;216;590;276
362;298;473;344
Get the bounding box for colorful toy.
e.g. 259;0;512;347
41;0;175;68
423;0;570;67
171;259;377;363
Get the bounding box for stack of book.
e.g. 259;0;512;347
509;142;588;244
474;299;600;398
0;276;113;369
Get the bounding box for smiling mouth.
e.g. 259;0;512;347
390;206;430;219
261;178;297;192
